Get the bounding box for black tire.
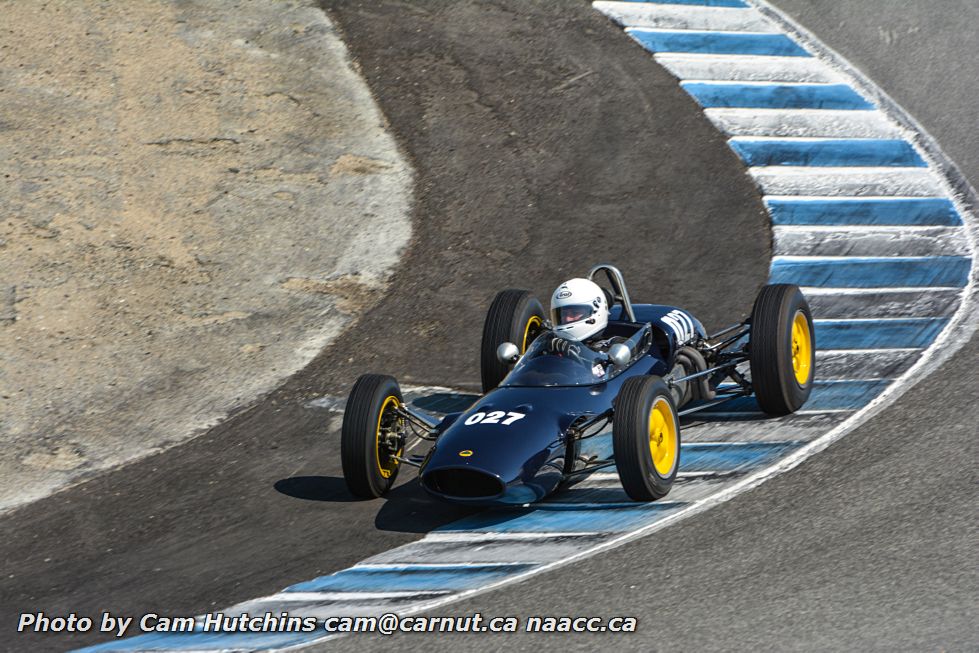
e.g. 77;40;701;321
749;284;815;415
480;289;546;392
613;376;680;501
340;374;404;498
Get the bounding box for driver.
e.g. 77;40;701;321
548;278;624;356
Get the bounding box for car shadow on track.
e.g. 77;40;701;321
273;475;480;533
273;475;363;503
374;478;482;534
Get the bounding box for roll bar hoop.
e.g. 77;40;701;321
587;263;637;323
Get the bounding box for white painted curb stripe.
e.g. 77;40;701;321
773;226;970;257
595;2;777;32
656;53;839;83
750;167;944;196
705;108;903;138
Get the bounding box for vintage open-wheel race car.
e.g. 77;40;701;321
340;264;814;505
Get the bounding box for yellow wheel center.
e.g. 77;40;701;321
648;396;677;477
790;311;812;386
522;315;543;353
375;395;402;479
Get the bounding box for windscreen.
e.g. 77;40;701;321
502;333;611;387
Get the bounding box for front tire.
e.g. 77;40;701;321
340;374;404;498
749;284;815;415
480;289;546;392
613;376;680;501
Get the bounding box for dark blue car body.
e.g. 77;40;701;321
419;304;705;505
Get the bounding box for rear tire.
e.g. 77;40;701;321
340;374;404;498
613;376;680;501
749;284;815;415
480;289;546;392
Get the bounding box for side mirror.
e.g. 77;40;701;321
496;342;520;364
607;343;631;367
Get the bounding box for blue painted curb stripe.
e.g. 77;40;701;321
615;0;748;6
815;317;950;349
435;502;686;534
766;197;963;226
581;437;804;470
698;380;891;412
285;563;534;593
547;487;657;505
678;441;804;470
770;256;972;288
804;379;892;409
629;30;809;57
730;138;925;167
681;82;874;110
76;631;317;653
537;500;664;510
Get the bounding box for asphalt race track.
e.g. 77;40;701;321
318;2;979;650
4;1;976;651
1;1;770;651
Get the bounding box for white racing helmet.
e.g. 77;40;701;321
550;278;609;341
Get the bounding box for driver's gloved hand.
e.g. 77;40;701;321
549;337;572;354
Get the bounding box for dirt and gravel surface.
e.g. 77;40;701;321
0;0;411;513
0;0;770;650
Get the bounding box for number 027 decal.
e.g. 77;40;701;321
464;411;526;426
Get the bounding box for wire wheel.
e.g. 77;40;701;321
341;374;404;498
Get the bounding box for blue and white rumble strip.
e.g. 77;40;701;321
79;1;977;650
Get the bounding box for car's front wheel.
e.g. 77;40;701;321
613;375;680;501
340;374;404;498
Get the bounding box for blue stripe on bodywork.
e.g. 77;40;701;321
766;197;962;226
770;256;971;288
730;139;925;167
435;502;685;533
629;30;809;57
681;82;873;110
285;563;534;593
816;317;949;349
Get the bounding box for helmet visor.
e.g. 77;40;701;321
552;304;594;326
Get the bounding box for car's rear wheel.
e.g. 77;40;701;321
613;375;680;501
480;289;546;392
340;374;404;498
749;283;815;415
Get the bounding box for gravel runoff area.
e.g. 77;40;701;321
0;0;412;513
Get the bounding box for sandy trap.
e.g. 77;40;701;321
0;0;412;513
